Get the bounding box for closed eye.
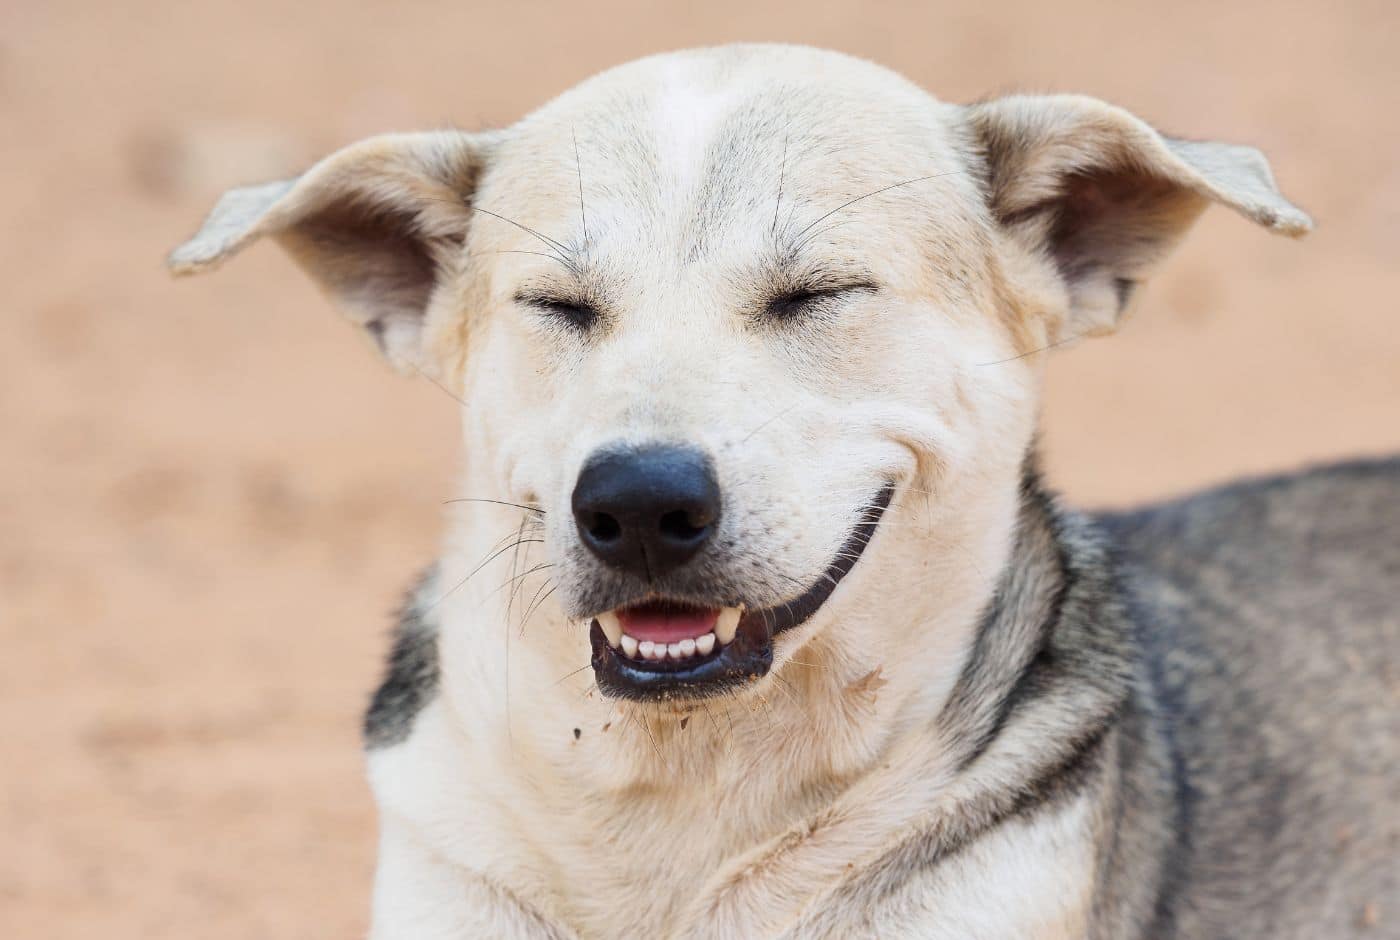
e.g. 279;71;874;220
764;281;878;321
517;293;600;331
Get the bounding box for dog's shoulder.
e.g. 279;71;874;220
1098;454;1400;570
364;566;443;750
1097;454;1398;669
1095;457;1400;939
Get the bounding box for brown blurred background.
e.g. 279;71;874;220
2;0;1397;936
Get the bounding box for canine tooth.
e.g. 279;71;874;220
678;638;697;658
620;634;638;658
597;611;623;648
638;640;656;659
667;642;684;659
715;606;742;645
695;633;716;655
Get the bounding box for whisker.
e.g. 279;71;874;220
503;514;530;738
424;537;544;612
573;126;588;245
770;672;801;706
629;712;667;771
552;661;593;686
788;171;961;246
976;333;1083;366
740;402;800;444
520;584;559;635
505;516;530;623
793;219;855;255
470;206;578;273
772;132;789;234
409;362;469;409
442;497;546;514
494;562;554;598
487;249;579;274
700;700;724;738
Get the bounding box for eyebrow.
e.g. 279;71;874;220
767;244;879;289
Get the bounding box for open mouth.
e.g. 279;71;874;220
588;482;896;701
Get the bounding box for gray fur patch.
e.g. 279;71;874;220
940;460;1131;772
1097;455;1400;939
364;566;442;750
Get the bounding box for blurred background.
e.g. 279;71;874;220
2;0;1397;935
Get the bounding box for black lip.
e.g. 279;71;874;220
590;482;896;702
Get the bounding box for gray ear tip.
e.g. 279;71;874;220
165;246;192;273
164;177;296;276
165;243;215;275
1270;207;1316;238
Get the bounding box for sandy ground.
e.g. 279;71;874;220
2;0;1397;936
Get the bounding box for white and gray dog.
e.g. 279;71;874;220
171;44;1398;939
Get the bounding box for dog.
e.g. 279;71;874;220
169;44;1399;939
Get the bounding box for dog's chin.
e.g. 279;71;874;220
586;481;895;703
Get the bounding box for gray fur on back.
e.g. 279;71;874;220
1099;457;1400;939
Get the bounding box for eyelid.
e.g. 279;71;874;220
516;292;589;312
514;291;599;329
516;290;576;307
809;280;878;296
764;279;878;317
783;276;880;298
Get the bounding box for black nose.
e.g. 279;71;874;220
572;445;721;580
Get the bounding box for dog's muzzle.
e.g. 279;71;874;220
587;482;895;701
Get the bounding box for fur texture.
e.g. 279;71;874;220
168;44;1395;939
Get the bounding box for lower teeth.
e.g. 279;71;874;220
625;631;718;662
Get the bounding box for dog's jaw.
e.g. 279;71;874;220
581;481;897;702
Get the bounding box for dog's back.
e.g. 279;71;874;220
1100;458;1400;938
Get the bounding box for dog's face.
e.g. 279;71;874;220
462;55;1028;702
171;46;1307;706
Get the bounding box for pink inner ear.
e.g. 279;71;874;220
617;603;721;643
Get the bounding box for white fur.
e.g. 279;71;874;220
168;43;1310;940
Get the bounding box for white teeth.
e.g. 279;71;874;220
597;611;622;648
715;606;743;645
618;631;716;661
614;610;739;664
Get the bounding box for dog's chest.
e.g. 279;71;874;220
542;783;1099;939
541;776;819;937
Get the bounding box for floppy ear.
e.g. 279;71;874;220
964;94;1312;338
168;131;495;370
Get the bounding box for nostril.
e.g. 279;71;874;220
658;509;708;543
588;512;622;543
572;444;720;577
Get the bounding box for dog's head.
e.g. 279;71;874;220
171;46;1308;706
